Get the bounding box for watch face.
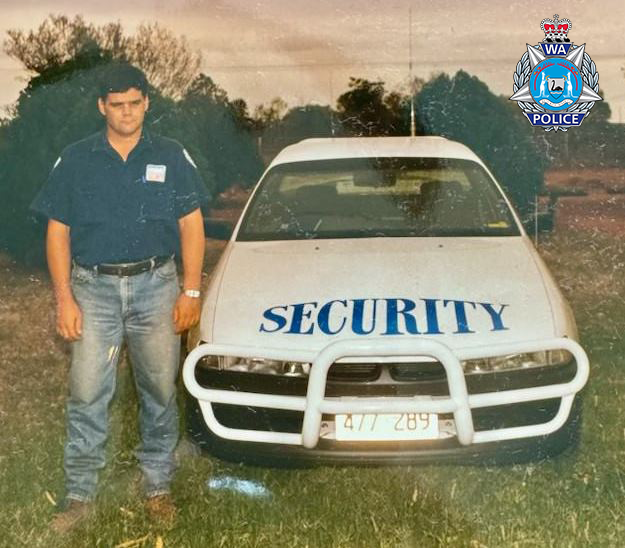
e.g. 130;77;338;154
185;289;201;298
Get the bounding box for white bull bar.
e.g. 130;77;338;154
182;337;589;448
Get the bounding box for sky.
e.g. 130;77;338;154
1;0;624;121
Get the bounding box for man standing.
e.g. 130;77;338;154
31;63;208;533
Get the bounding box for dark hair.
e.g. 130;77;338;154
98;63;149;100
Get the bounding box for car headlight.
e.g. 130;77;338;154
197;353;311;377
196;347;572;378
461;349;572;374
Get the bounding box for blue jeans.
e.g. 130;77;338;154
64;259;180;502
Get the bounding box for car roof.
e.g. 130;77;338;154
270;137;485;167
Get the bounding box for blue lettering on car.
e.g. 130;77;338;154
259;305;290;333
443;300;477;334
351;298;378;335
259;297;509;335
285;302;318;335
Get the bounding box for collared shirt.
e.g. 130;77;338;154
31;130;210;266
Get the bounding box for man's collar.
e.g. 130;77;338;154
140;129;154;149
91;129;154;153
91;130;109;152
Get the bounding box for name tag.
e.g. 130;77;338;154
145;164;167;183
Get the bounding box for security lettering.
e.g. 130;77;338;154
259;298;508;336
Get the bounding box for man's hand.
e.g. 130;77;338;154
173;293;201;334
176;208;205;334
46;219;82;341
56;296;83;341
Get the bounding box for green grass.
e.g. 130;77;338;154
1;232;624;547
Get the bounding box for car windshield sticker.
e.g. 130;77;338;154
260;297;509;336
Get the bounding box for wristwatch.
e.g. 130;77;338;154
183;289;201;298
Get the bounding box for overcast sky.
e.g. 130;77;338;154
1;0;624;121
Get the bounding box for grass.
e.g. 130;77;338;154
1;231;625;547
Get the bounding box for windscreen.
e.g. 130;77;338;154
237;157;520;241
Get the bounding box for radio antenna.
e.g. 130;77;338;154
409;7;416;137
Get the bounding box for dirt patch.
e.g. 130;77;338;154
546;168;625;194
555;194;625;234
0;255;66;408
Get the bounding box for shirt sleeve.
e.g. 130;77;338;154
173;147;211;218
29;155;74;225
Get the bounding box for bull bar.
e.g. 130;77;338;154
182;337;589;448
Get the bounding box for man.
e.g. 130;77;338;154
31;63;209;533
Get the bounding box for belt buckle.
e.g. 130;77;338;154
96;256;166;277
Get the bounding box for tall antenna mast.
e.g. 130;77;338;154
409;7;416;137
329;71;336;137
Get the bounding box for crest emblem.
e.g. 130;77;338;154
510;14;602;131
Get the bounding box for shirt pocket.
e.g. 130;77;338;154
137;184;175;221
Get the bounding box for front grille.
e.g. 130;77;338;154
194;360;577;398
328;363;381;382
328;361;448;383
389;362;447;382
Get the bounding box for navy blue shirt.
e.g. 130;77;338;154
31;130;210;266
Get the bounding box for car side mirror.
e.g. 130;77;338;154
203;218;234;240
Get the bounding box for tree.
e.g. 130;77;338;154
336;78;408;136
261;104;336;155
125;23;201;99
416;71;547;216
228;98;255;132
253;98;288;130
583;87;611;125
172;74;263;192
4;15;200;98
279;105;336;141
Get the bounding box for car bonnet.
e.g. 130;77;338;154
206;236;559;352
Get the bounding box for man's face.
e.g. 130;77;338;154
98;87;149;138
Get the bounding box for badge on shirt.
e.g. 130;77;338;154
145;164;167;183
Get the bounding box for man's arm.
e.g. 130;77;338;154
173;208;205;333
47;219;82;340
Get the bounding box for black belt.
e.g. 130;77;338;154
78;256;172;277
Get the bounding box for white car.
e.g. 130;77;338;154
183;137;588;465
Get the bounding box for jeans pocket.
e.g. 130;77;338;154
154;260;177;281
71;265;96;285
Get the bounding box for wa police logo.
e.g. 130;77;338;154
510;15;602;131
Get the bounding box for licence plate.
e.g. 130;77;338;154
335;413;439;441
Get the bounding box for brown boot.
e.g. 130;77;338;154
51;499;93;534
145;494;177;527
